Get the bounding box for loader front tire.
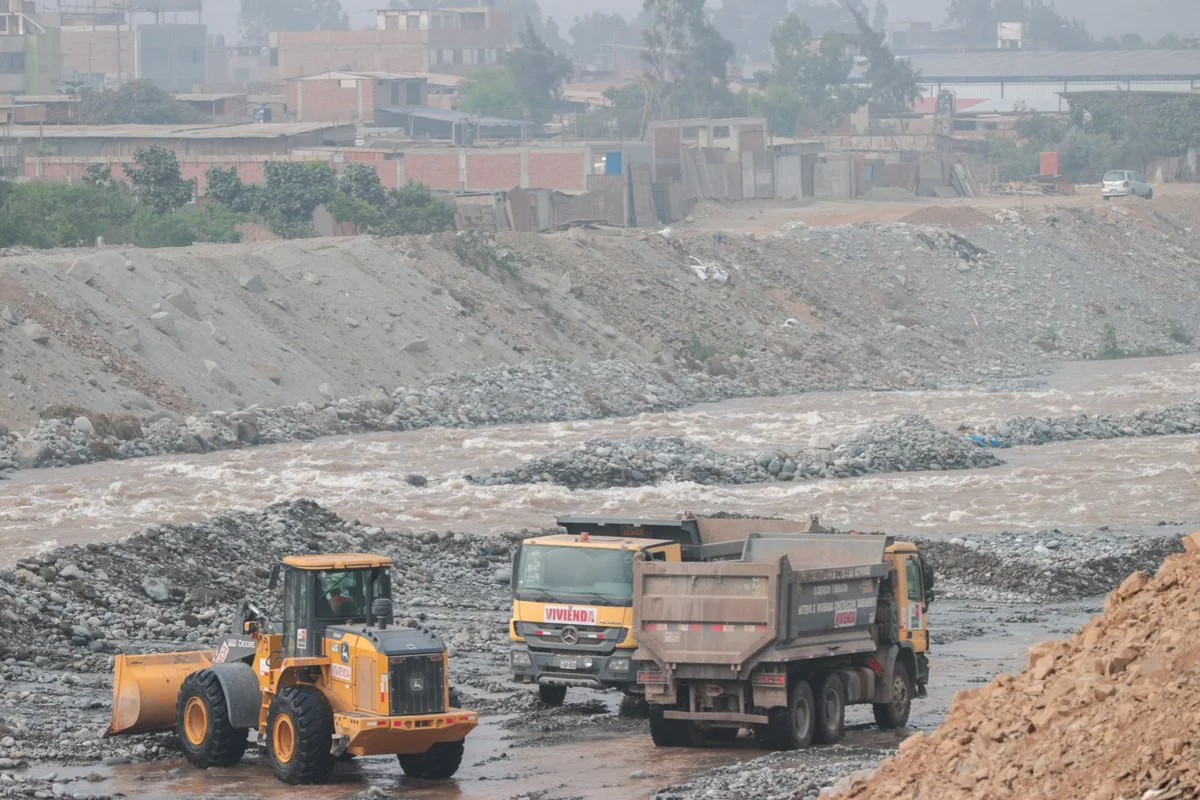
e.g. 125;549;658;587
873;660;913;731
538;684;567;706
267;685;335;785
398;740;465;780
177;669;248;769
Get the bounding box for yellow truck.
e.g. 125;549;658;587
509;516;824;706
632;533;933;748
108;553;477;784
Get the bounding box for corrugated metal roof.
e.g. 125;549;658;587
376;105;524;126
5;122;352;139
176;92;248;102
900;50;1200;80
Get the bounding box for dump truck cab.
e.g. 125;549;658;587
109;552;478;786
510;533;684;704
510;515;825;706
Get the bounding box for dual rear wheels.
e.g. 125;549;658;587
752;662;913;751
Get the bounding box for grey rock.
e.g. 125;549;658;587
21;320;50;344
238;273;266;293
403;339;430;353
141;576;171;602
15;439;53;468
150;311;177;337
73;416;96;435
166;287;200;320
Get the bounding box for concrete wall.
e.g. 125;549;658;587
398;147;592;193
0;36;26;94
136;24;207;93
270;31;429;81
289;77;379;124
61;27;136;81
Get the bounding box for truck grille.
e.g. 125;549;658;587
389;655;445;716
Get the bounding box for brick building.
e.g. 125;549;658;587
269;7;511;82
286;71;428;124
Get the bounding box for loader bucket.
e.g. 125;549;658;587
107;650;214;737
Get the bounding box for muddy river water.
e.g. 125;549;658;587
1;355;1197;799
2;354;1199;562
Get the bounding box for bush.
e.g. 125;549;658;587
1169;321;1194;345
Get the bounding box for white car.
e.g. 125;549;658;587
1101;169;1153;200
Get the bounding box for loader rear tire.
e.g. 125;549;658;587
398;739;465;780
538;684;567;706
814;673;846;745
176;669;248;769
873;660;913;731
267;685;335;785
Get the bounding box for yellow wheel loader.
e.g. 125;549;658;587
107;553;478;785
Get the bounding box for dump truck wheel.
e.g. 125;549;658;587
649;704;690;747
398;740;464;780
538;685;567;706
814;674;846;745
266;686;335;785
770;679;815;750
619;694;649;719
708;726;739;743
873;660;913;731
176;669;248;769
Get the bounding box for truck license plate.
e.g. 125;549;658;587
559;658;578;670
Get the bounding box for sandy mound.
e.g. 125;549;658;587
839;531;1200;800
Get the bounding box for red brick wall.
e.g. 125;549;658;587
403;153;460;191
291;77;378;124
465;153;520;191
527;152;586;191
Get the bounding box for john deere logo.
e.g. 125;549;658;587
339;643;350;663
410;678;424;692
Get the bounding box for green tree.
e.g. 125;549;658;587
377;181;457;236
125;145;194;214
0;183;135;248
711;0;788;60
78;80;204;125
329;195;384;235
568;12;643;65
458;68;526;120
642;0;737;121
204;165;261;214
756;14;866;134
259;161;337;239
947;0;1091;49
505;22;574;123
337;163;389;207
82;164;117;188
845;2;921;111
239;0;348;42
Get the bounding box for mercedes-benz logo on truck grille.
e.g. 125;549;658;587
560;626;580;645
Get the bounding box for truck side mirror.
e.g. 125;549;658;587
268;563;281;591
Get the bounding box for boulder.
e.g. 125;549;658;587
203;360;239;394
403;339;430;353
67;259;97;285
20;321;50;344
141;576;171;603
150;312;177;337
73;416;96;435
238;273;266;293
14;439;52;468
166;287;200;320
365;387;394;414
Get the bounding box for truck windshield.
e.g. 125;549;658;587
516;545;636;605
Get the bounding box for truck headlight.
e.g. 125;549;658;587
511;649;532;667
609;657;631;673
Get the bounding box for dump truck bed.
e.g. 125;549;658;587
633;534;891;676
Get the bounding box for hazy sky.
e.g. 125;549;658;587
190;0;1200;46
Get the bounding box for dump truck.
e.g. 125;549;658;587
509;515;824;706
632;532;933;748
108;553;478;784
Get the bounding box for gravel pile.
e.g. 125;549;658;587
654;748;890;800
0;359;757;473
473;416;1004;489
916;531;1186;602
840;533;1200;800
980;400;1200;445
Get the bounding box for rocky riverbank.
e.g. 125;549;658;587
470;416;1004;489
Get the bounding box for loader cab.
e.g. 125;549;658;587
276;554;395;658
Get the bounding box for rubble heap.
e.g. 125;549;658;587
839;530;1200;800
473;416;1003;489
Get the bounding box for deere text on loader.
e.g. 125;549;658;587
107;553;477;784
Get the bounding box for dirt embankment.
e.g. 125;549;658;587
1;200;1199;432
840;531;1200;800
